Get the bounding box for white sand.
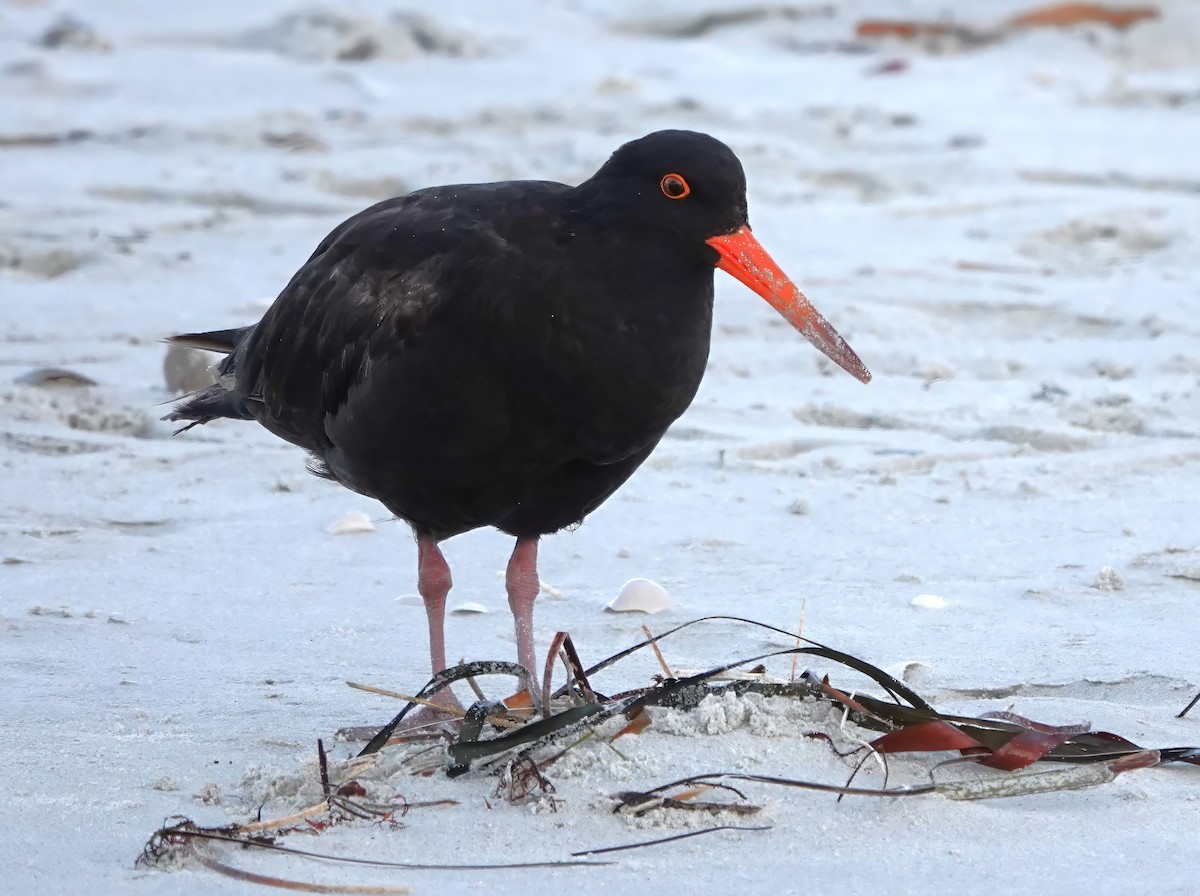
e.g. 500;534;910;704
3;1;1198;893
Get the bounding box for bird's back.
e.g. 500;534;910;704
169;178;716;538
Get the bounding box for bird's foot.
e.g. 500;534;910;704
390;709;460;740
337;686;467;746
388;687;468;740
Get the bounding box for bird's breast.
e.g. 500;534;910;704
507;266;715;462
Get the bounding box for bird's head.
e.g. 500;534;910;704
578;129;871;384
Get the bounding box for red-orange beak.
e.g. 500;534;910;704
706;226;871;383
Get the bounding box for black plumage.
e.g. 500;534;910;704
168;130;869;682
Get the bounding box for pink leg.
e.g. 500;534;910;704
416;534;452;676
505;537;540;674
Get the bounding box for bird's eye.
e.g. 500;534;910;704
660;173;691;200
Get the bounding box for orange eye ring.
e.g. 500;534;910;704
660;173;691;200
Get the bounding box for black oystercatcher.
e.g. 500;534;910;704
167;130;870;685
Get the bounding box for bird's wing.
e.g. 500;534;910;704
227;189;544;452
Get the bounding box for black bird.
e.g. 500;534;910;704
168;130;870;688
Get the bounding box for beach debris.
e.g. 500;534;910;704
866;57;910;76
137;616;1200;887
884;660;929;682
1094;566;1126;590
261;130;328;153
911;593;947;610
38;16;112;52
615;5;835;39
855;3;1160;52
15;367;97;388
229;9;480;63
326;511;375;535
451;602;488;615
0;244;93;278
1009;3;1159;29
7;386;155;438
358;615;1199;777
193;783;221;806
163;344;215;395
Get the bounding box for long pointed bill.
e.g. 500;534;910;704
706;226;871;383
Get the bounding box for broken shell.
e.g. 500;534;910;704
326;511;375;535
1093;566;1125;591
605;578;672;614
16;367;97;388
163;344;216;394
911;593;947;610
451;602;489;615
884;660;929;682
395;594;423;607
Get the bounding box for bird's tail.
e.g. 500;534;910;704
163;326;256;432
167;327;250;355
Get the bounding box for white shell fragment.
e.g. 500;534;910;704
326;511;375;535
163;344;216;394
539;581;563;599
884;660;930;682
451;602;489;615
395;594;424;607
911;593;947;610
605;578;672;614
16;367;98;388
1094;566;1125;591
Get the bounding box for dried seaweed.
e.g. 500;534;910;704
367;616;1200;781
143;615;1197;888
1180;690;1200;718
571;825;772;857
854;2;1159;50
612;788;762;817
358;660;542;756
140;816;611;874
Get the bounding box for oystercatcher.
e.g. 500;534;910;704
168;129;870;685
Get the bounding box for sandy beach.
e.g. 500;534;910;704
3;1;1199;893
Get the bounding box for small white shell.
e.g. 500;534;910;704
605;578;672;614
911;593;947;610
163;345;215;394
884;660;929;682
326;511;375;535
395;594;424;607
539;581;563;599
16;367;98;388
451;602;489;615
